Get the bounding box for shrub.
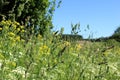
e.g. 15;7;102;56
109;27;120;42
109;33;120;42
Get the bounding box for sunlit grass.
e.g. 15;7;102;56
0;20;120;80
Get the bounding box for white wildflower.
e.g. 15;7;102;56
12;66;26;78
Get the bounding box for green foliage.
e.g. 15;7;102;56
0;20;120;79
109;27;120;42
71;23;80;35
114;26;120;34
69;23;83;41
0;0;61;36
62;34;83;41
0;1;120;80
109;33;120;42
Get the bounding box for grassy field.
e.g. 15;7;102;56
0;20;120;80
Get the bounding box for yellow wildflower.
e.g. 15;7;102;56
15;36;20;41
0;28;2;31
21;30;25;33
6;20;12;26
12;24;17;29
64;41;70;46
7;61;16;67
75;44;82;51
7;20;12;24
20;26;24;29
8;32;15;37
11;61;16;67
17;28;20;31
1;20;6;25
14;21;20;25
39;45;50;55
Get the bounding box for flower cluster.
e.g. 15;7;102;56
0;20;26;42
39;45;50;55
63;41;71;46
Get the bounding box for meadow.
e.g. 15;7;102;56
0;20;120;80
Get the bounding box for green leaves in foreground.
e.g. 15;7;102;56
0;21;120;79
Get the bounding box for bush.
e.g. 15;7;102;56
0;0;61;36
109;33;120;42
109;27;120;42
114;27;120;34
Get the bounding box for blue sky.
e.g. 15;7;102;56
52;0;120;38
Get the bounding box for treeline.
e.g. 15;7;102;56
61;34;83;41
61;34;120;42
90;36;120;42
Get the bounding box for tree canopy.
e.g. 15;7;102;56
114;27;120;34
109;26;120;42
0;0;61;36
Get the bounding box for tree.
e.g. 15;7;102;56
109;26;120;42
0;0;61;36
114;26;120;34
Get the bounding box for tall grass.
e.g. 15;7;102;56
0;20;120;80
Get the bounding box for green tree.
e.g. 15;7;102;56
0;0;61;36
109;26;120;42
114;26;120;34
